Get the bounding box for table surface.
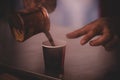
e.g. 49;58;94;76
0;25;119;80
0;63;61;80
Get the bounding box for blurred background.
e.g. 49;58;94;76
50;0;99;28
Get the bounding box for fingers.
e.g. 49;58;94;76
66;26;88;38
66;18;115;47
89;26;112;46
89;32;112;46
66;20;96;39
80;31;98;45
66;28;112;47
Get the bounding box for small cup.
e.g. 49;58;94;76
42;40;66;79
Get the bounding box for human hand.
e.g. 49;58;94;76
9;7;50;42
66;17;120;51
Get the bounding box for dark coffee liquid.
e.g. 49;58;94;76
43;31;65;79
43;46;65;79
44;31;55;46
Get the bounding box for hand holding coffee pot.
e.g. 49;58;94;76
8;6;50;42
0;0;56;42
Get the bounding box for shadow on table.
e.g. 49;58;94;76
0;63;61;80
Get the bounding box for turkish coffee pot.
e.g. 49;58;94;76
0;0;56;42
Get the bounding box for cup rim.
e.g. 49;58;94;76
42;39;66;48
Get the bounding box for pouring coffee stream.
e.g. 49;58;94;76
9;6;55;46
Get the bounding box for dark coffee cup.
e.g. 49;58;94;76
42;40;66;79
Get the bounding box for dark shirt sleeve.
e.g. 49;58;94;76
100;0;120;17
100;0;120;36
0;0;14;19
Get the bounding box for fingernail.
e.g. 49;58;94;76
90;41;94;46
80;40;86;45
